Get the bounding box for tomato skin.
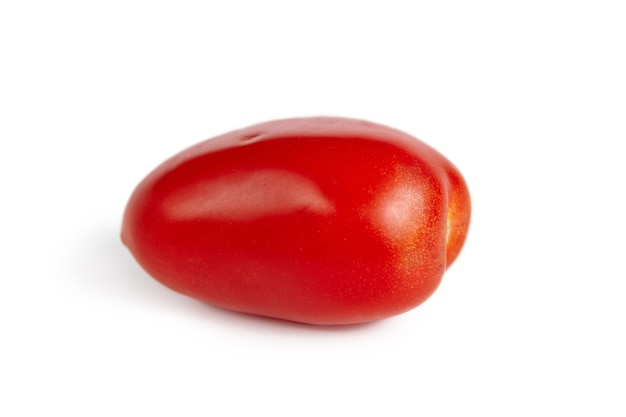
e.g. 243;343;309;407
122;117;470;325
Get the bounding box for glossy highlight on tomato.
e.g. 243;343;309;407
121;117;471;325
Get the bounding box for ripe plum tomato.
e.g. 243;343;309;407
122;117;471;325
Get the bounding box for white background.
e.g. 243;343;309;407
2;1;625;415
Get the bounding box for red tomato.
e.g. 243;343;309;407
122;117;470;325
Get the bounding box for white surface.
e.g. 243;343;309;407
2;1;625;415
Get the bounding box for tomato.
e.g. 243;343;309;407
122;117;470;325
